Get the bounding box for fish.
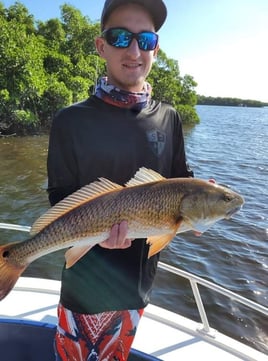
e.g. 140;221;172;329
0;167;244;301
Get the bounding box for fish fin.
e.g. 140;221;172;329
65;245;94;269
125;167;166;187
146;218;184;258
30;179;124;236
0;244;27;301
147;232;176;258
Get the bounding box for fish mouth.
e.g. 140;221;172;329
225;206;242;219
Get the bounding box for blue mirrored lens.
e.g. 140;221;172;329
138;32;158;50
103;28;158;51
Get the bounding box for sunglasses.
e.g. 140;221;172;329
102;27;159;51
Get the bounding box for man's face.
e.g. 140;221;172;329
96;4;159;92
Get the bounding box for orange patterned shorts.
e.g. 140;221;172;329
54;303;144;361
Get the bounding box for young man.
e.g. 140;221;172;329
47;0;193;360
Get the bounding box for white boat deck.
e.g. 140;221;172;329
0;277;267;361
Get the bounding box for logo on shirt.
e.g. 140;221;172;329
146;129;166;157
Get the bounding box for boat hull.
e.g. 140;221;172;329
0;277;267;361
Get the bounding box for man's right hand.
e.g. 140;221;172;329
100;220;133;249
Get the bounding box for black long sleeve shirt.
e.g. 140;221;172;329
47;95;193;313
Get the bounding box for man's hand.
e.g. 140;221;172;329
100;220;132;249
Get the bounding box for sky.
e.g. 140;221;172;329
2;0;268;102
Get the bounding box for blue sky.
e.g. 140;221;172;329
2;0;268;102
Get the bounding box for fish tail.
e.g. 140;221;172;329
0;244;27;301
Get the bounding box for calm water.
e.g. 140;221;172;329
0;105;267;353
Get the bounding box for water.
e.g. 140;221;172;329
0;105;267;353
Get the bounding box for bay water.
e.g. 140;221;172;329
0;105;267;353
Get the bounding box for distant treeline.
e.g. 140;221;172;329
197;95;268;108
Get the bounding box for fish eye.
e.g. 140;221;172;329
224;194;233;202
2;250;10;259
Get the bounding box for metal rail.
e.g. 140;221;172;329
1;222;268;337
158;261;268;335
0;223;31;232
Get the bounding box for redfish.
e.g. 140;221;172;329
0;168;244;300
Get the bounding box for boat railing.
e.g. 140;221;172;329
1;222;268;338
158;261;268;336
0;223;31;233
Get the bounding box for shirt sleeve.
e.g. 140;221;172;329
47;111;79;206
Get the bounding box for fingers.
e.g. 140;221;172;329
113;220;128;245
100;220;132;249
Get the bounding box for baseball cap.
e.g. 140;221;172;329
101;0;167;32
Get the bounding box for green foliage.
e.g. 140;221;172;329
0;89;9;102
37;18;65;50
0;1;199;134
148;50;199;124
11;109;39;135
5;1;35;34
13;109;37;125
176;104;199;125
43;51;73;77
180;74;198;106
40;76;72;125
197;95;268;108
148;50;181;104
65;76;91;103
0;89;12;132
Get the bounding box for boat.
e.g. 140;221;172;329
0;222;267;361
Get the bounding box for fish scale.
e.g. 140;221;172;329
0;168;244;301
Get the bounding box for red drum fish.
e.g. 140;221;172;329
0;168;244;300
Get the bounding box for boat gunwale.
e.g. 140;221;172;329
1;223;268;359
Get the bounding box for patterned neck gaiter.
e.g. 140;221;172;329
94;76;152;111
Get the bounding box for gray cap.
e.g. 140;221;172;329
101;0;167;31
